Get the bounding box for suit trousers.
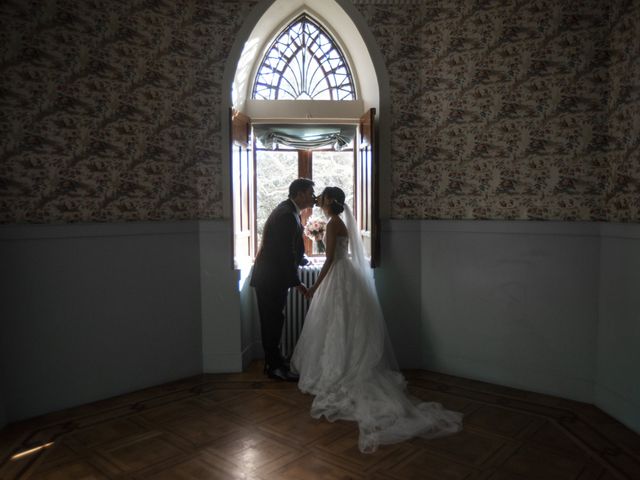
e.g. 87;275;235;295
255;286;289;369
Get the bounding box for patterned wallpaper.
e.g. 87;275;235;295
0;0;257;223
0;0;638;223
355;0;640;221
607;0;640;222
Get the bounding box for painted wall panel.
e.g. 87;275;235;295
0;222;203;421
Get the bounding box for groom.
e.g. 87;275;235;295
250;178;316;381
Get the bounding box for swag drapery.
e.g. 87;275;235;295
253;124;355;150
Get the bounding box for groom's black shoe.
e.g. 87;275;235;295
266;365;299;382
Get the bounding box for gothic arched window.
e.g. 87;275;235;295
252;14;355;101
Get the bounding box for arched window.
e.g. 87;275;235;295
231;9;378;269
252;14;355;101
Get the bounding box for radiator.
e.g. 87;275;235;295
281;264;321;358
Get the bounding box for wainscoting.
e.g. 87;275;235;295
1;220;638;437
596;224;640;434
376;220;640;434
0;221;204;423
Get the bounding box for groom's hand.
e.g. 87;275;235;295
296;284;308;296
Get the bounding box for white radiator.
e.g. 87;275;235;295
281;264;321;358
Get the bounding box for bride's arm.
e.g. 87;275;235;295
306;220;337;298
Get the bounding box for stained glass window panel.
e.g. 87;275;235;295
252;15;355;101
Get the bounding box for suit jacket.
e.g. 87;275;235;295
250;199;307;291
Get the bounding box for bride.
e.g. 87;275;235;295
291;186;463;453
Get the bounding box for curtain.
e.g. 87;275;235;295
254;124;355;151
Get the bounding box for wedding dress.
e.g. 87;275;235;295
291;205;463;453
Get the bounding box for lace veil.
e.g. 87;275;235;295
342;204;399;372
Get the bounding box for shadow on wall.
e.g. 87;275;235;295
375;224;426;368
239;265;260;367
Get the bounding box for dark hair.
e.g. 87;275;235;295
321;186;346;215
289;178;315;198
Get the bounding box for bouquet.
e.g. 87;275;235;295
304;216;327;253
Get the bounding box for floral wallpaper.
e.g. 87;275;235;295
0;0;257;223
0;0;638;223
355;0;640;221
607;0;640;222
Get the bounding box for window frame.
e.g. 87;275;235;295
231;111;378;268
254;144;355;257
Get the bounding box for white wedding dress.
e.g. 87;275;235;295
291;206;463;453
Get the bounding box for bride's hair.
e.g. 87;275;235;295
321;187;345;215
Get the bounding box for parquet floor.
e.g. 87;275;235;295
1;362;638;479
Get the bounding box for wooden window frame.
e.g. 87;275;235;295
231;109;379;268
230;109;255;268
253;146;354;257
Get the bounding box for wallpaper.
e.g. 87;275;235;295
0;0;257;223
1;0;639;223
355;0;640;221
607;0;640;222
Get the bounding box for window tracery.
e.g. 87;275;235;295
252;15;355;101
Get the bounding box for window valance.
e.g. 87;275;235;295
254;124;355;151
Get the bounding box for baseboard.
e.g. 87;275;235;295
421;354;595;404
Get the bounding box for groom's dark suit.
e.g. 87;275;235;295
250;199;307;370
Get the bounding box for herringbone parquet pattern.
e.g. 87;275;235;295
1;362;638;479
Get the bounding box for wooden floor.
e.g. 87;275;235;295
1;362;638;479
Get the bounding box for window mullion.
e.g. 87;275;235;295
299;150;313;256
298;150;312;178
